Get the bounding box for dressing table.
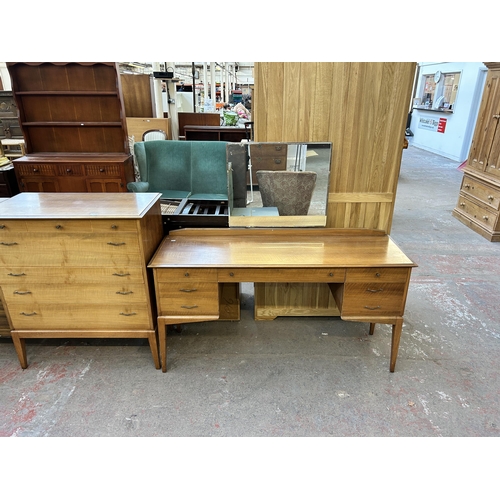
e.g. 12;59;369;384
148;227;416;373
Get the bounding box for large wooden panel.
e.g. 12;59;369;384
253;62;416;233
126;117;172;141
120;74;154;118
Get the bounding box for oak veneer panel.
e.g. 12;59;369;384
253;62;416;233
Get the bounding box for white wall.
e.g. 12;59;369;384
410;62;487;162
0;63;12;90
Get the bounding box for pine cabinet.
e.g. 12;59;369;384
453;62;500;241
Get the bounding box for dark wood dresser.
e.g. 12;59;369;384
6;62;134;193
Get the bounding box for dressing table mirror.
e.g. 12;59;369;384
227;142;332;227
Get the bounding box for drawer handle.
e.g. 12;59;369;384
274;159;282;164
184;272;190;277
14;290;32;295
375;272;381;277
483;216;489;221
1;242;18;246
464;184;470;188
488;195;494;201
66;168;72;173
119;312;137;316
33;168;39;173
460;202;465;207
20;311;37;316
0;225;5;229
111;225;118;229
8;272;26;276
181;305;199;309
108;242;126;246
328;272;334;277
116;290;134;295
99;168;105;172
180;288;198;292
229;272;235;277
55;225;63;230
366;288;383;293
364;305;381;310
113;272;131;277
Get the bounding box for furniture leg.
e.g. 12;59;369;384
369;323;375;335
11;332;28;369
390;318;404;372
158;318;168;373
148;329;161;370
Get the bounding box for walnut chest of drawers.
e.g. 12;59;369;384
0;192;164;369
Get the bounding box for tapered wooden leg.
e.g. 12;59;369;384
148;329;161;370
369;323;375;335
158;319;167;373
390;318;404;372
11;332;28;369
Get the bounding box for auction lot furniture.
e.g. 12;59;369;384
148;228;417;373
6;62;134;194
0;192;164;369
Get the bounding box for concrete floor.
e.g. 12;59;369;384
1;143;500;440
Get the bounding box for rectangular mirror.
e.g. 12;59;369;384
227;142;332;227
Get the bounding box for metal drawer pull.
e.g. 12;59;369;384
20;312;37;316
375;272;381;277
119;312;137;316
1;242;18;246
229;272;235;277
180;288;197;292
111;225;118;229
181;305;199;309
113;272;130;277
116;291;133;295
108;242;125;246
0;225;5;229
328;272;334;277
483;216;489;221
8;272;26;276
364;305;381;310
14;290;32;295
55;225;63;229
488;195;494;201
367;288;383;293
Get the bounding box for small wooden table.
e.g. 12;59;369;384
148;228;417;372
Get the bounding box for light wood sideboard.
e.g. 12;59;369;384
148;228;417;373
0;192;164;369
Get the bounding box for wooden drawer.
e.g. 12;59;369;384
346;268;410;283
1;284;147;306
461;176;500;210
25;219;93;232
15;164;56;176
155;268;217;283
84;164;124;176
218;268;345;283
91;219;138;232
341;282;407;316
157;281;219;315
456;195;499;231
8;303;151;329
0;220;28;232
0;232;142;267
1;266;145;284
250;143;287;158
55;164;85;176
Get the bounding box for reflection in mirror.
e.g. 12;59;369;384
228;142;332;227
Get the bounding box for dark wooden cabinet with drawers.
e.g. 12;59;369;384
6;62;133;194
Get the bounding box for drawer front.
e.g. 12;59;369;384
218;268;345;283
342;282;407;316
91;219;138;232
85;164;124;177
457;195;498;231
1;284;147;306
1;267;145;284
461;176;500;210
15;164;56;176
157;281;219;315
0;220;28;232
0;233;142;267
155;268;217;283
55;164;85;176
250;143;287;157
25;220;92;232
8;303;151;329
346;268;410;283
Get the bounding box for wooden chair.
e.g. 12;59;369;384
256;170;317;216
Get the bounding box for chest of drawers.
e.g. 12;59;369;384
0;192;164;369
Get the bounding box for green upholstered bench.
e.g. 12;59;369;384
128;140;229;201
